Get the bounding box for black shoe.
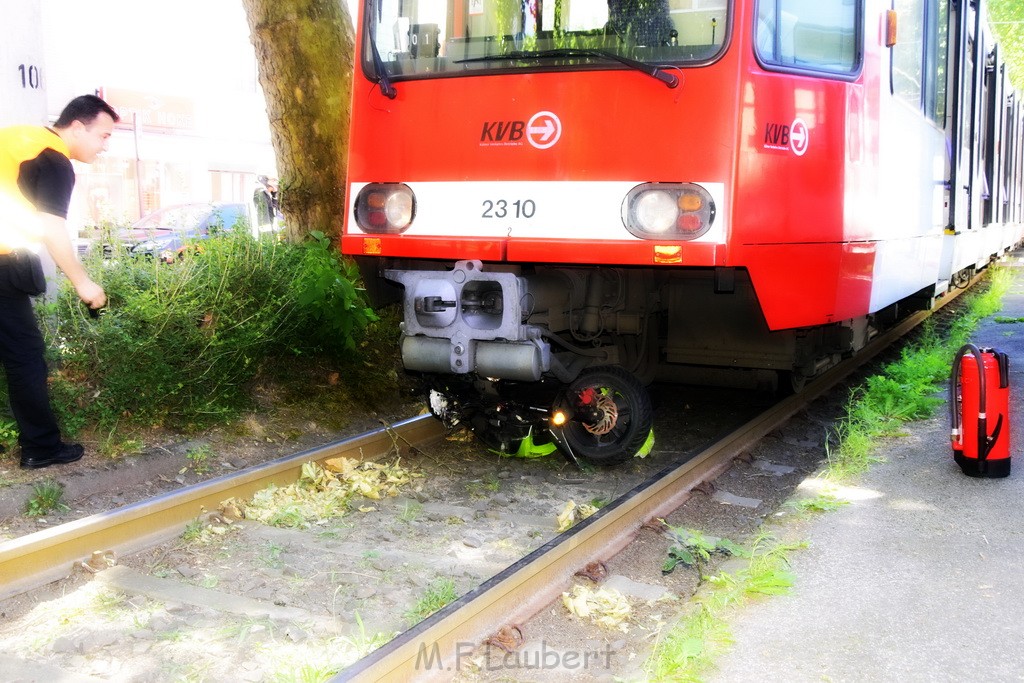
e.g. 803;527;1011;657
20;443;85;470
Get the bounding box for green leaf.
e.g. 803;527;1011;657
716;538;747;557
664;545;696;571
677;637;704;660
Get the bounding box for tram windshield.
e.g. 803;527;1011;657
362;0;730;81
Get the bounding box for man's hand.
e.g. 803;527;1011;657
75;278;106;309
38;213;106;308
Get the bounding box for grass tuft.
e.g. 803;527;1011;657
645;534;805;681
404;577;459;625
25;479;69;517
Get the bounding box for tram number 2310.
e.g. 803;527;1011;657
482;199;537;219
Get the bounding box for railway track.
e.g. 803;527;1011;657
0;415;448;602
337;304;935;682
0;283;972;682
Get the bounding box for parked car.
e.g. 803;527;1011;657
125;202;250;262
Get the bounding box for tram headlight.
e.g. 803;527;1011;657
354;183;416;234
633;191;677;233
623;183;716;240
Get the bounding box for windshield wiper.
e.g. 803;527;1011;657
367;19;397;98
456;48;678;89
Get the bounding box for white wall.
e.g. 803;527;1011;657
0;0;47;126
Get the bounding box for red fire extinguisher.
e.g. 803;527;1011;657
950;344;1010;478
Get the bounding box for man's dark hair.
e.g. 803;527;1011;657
54;95;120;128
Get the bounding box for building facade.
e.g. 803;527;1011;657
4;0;277;231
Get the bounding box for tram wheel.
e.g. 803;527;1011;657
781;370;808;395
554;366;654;466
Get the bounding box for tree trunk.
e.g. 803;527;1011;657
242;0;354;241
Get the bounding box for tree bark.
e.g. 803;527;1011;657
241;0;354;241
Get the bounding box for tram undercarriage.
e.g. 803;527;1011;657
364;258;947;466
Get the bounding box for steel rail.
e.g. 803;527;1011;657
336;290;969;682
0;414;445;601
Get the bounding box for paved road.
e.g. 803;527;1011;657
710;258;1024;682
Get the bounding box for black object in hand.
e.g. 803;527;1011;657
88;306;103;319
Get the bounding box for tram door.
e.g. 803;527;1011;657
950;0;972;234
951;0;990;236
942;0;997;275
929;0;957;283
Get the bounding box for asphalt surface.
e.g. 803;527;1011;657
710;256;1024;683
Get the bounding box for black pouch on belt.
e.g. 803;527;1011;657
4;250;47;296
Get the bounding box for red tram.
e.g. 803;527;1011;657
341;0;1024;465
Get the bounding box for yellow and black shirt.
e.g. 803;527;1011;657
0;126;74;251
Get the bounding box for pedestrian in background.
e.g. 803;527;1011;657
0;94;118;469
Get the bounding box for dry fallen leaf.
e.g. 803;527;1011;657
556;500;599;532
561;584;631;630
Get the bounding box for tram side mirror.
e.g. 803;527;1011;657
885;10;898;48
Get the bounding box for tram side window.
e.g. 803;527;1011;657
891;0;947;124
892;0;923;106
928;0;949;125
754;0;859;75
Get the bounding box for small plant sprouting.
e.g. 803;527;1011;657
0;419;18;454
25;479;69;517
181;519;205;542
98;433;145;460
404;577;458;624
260;541;285;568
399;500;423;523
661;523;746;574
340;611;397;659
185;444;214;475
786;494;849;514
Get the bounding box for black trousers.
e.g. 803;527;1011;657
0;262;62;458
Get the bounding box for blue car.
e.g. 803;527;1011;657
126;202;250;262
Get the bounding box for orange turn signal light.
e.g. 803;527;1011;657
654;245;683;264
678;193;703;212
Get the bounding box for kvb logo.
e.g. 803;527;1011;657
763;117;809;156
480;111;562;149
480;121;526;144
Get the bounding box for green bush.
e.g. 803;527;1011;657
36;230;377;431
289;231;379;353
